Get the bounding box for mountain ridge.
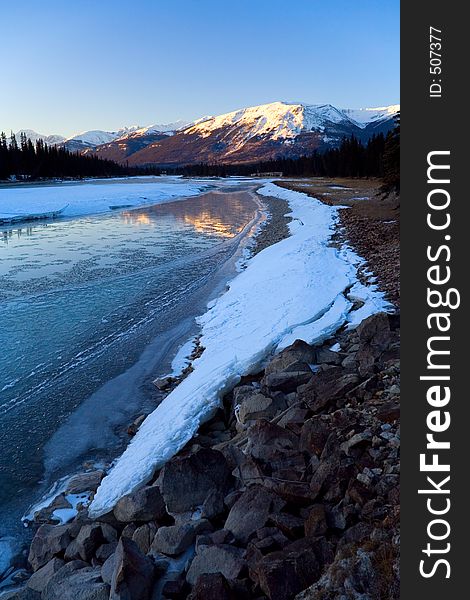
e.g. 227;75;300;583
12;101;398;166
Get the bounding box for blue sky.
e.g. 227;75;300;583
0;0;399;136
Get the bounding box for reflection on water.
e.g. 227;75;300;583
0;189;257;539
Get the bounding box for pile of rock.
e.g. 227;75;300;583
9;312;400;600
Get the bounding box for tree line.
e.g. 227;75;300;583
176;116;400;192
1;116;399;191
0;132;158;180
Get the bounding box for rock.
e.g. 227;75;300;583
340;431;372;456
109;538;155;600
95;542;117;562
201;489;225;520
224;486;285;544
101;553;115;585
161;577;187;598
28;524;74;571
26;558;65;593
132;523;157;555
262;371;312;394
114;485;166;523
255;548;320;600
264;341;315;375
127;415;146;436
356;313;393;376
186;545;245;586
151;520;212;556
64;523;105;562
315;347;342;365
268;513;305;538
376;400;400;423
298;368;360;413
304;505;327;537
66;471;104;494
236;392;284;426
246;420;298;462
187;573;234;600
153;376;174;390
299;416;331;456
42;562;109;600
159;448;232;513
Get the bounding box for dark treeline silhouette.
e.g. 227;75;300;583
0;132;160;180
381;113;400;193
175;134;387;179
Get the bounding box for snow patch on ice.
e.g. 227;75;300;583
0;178;208;220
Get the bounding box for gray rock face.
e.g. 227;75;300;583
262;371;312;394
159;448;232;513
26;557;64;592
151;519;212;556
113;485;166;523
186;544;245;586
42;561;109;600
224;486;284;544
109;537;155;600
28;524;74;571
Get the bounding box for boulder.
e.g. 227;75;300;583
187;573;235;600
64;523;106;562
255;549;320;600
264;341;316;375
159;448;232;513
262;371;312;394
42;562;109;600
236;392;284;426
224;486;285;544
26;557;64;593
186;545;245;586
298;368;360;413
299;416;331;456
28;524;74;571
245;420;298;462
132;523;157;555
151;520;212;556
114;485;166;523
304;505;327;537
356;313;393;376
66;471;104;495
109;538;155;600
201;489;225;520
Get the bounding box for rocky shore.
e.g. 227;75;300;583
5;310;400;600
3;181;400;600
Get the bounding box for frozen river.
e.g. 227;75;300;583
0;180;260;560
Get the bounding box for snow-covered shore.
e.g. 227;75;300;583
89;182;391;517
0;177;209;220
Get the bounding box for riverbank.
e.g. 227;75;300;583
2;180;400;599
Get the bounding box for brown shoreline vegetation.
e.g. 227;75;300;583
7;179;400;600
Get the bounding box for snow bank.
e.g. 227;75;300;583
0;178;208;220
89;182;391;517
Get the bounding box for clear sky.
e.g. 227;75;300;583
0;0;399;137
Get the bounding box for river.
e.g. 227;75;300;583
0;179;261;572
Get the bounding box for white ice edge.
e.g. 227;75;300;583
89;182;392;517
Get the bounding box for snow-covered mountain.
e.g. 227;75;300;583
14;101;399;166
15;129;66;146
63;121;190;153
111;101;399;167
